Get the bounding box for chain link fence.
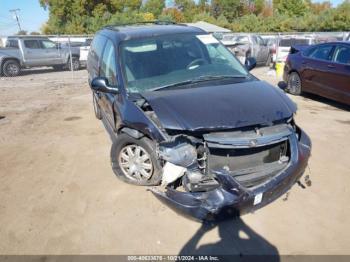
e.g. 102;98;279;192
0;31;349;83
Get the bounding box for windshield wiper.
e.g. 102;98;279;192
152;75;248;91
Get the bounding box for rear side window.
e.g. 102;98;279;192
5;40;19;48
100;40;117;86
90;35;106;60
309;45;333;61
24;40;41;49
333;45;350;65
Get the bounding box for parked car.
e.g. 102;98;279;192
284;42;350;105
0;36;80;76
79;38;92;67
87;23;311;221
221;34;271;66
276;36;314;63
60;38;92;67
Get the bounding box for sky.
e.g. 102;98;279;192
0;0;346;36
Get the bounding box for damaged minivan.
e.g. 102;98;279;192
87;22;311;221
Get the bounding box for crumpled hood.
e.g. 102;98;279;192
140;81;296;131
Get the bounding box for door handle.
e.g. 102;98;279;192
327;64;335;68
301;60;308;64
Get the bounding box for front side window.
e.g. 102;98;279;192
90;35;106;60
333;45;350;65
309;45;333;61
100;40;117;86
120;33;249;93
41;40;56;49
24;40;40;49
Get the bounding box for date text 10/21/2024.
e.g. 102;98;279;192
127;256;220;261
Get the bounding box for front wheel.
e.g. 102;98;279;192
67;57;80;71
110;134;162;186
288;72;302;95
2;60;21;77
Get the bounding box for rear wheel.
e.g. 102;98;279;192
288;72;302;95
110;134;162;186
3;60;20;77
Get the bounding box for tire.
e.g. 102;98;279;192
2;60;20;77
288;72;302;95
110;134;162;186
67;56;80;71
92;93;102;120
266;53;272;67
245;52;251;65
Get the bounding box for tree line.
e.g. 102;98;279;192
39;0;350;34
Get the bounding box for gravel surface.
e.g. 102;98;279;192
0;66;349;255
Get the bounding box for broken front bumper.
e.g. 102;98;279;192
150;128;311;221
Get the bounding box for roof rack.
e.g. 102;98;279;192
103;20;180;30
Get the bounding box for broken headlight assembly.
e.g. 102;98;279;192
158;139;197;168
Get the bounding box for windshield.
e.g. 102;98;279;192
120;33;248;93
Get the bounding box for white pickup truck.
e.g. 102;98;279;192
0;36;81;76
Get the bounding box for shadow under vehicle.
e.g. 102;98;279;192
87;22;311;221
179;218;279;261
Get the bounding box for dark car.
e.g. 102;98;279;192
87;23;311;221
284;42;350;105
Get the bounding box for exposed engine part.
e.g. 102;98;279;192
183;175;220;193
196;144;207;172
186;170;205;183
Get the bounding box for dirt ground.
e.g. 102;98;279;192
0;66;349;256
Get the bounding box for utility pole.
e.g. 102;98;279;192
9;9;22;32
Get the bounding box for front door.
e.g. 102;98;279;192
326;44;350;104
99;39;119;129
39;39;61;65
301;44;335;96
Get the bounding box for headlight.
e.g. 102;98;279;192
159;142;197;168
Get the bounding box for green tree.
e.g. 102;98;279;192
276;0;309;17
143;0;165;17
175;0;197;21
211;0;243;22
16;30;28;35
253;0;266;15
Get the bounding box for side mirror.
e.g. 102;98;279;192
245;57;257;71
91;77;118;94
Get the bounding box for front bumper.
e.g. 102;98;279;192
150;129;311;221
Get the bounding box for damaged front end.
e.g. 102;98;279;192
150;122;311;221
